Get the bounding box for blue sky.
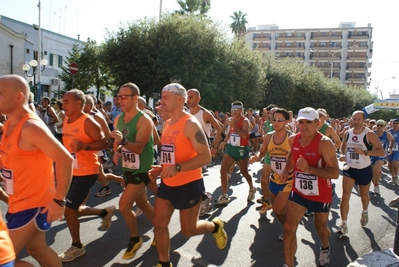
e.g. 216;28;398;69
2;0;398;98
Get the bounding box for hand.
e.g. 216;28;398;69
354;147;364;155
210;147;217;157
296;154;310;173
248;155;257;164
219;141;227;150
160;165;178;179
42;201;64;223
70;139;84;152
148;165;162;181
110;130;123;144
227;118;235;127
339;155;346;162
280;171;289;183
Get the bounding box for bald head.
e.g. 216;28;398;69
137;96;146;110
0;74;30;98
187;89;200;97
0;75;31;115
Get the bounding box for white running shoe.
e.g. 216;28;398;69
215;194;229;205
247;187;256;202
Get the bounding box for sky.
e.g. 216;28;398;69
2;0;399;99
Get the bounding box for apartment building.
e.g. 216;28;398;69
244;22;373;88
0;15;83;100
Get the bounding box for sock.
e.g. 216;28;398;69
129;236;140;243
321;245;329;251
158;261;171;267
72;242;83;249
362;210;368;213
99;209;108;218
342;220;347;225
212;222;219;233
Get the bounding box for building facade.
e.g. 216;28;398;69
0;15;84;101
245;22;373;88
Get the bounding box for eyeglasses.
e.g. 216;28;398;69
117;94;136;100
272;118;286;122
377;124;384;127
231;109;239;112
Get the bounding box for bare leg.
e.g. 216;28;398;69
340;176;355;221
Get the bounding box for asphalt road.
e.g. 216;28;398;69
1;158;399;267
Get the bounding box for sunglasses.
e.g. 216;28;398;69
117;94;136;100
272;118;286;122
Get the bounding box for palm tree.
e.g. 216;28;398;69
176;0;210;15
230;11;248;38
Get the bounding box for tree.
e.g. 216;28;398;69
176;0;210;15
230;11;248;38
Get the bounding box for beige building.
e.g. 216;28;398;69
244;22;373;88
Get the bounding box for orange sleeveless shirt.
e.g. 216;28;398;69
63;113;99;176
0;212;15;264
160;113;202;187
0;113;55;213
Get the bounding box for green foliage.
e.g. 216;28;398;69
230;11;248;38
176;0;210;15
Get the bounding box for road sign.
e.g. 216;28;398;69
69;62;78;75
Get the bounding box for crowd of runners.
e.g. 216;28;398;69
0;74;398;267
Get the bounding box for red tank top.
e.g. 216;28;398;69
292;133;332;203
228;116;249;147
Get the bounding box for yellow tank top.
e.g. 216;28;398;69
267;131;293;184
63;113;99;176
160;113;202;187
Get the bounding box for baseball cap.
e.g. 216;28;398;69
104;101;112;106
297;107;318;121
317;108;328;117
393;118;399;123
162;83;187;99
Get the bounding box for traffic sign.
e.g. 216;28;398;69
69;62;78;75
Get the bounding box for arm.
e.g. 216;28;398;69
387;132;395;155
297;137;340;180
230;118;250;139
280;135;295;182
70;117;108;152
47;107;59;125
204;110;222;146
93;113;111;141
340;131;349;161
249;133;271;164
326;126;342;151
361;131;385;157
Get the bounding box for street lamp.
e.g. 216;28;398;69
329;45;358;80
22;59;48;102
370;77;396;99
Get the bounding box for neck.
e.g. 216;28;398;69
189;105;201;114
169;110;186;124
68;112;84;123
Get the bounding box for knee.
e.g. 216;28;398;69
340;193;350;203
180;226;195;237
283;221;297;236
118;201;133;216
64;207;76;218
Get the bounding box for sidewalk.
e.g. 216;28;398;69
348;249;399;266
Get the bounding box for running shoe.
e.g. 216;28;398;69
212;217;228;249
318;246;330;267
153;263;173;267
389;196;399;208
100;205;116;231
122;237;143;259
337;222;348;235
373;185;380;195
135;207;143;217
259;202;272;214
59;244;86;262
257;196;266;204
389;176;399;185
360;211;368;227
247;187;256;202
215;194;229;205
94;186;111;197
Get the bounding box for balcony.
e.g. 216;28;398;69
312;34;342;40
278;35;305;41
253;37;271;42
255;47;271;51
276;46;305;51
349;34;369;40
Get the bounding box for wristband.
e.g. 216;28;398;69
53;198;66;207
121;137;127;146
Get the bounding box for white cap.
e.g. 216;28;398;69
297;107;318;121
317;108;328;117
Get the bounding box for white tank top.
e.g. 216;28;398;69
345;128;372;169
191;108;212;138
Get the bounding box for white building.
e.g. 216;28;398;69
0;15;84;101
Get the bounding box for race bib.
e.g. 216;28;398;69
229;133;241;146
271;156;287;174
121;148;140;169
161;144;176;165
2;168;14;195
294;171;319;196
71;152;78;169
346;147;360;164
393;143;398;152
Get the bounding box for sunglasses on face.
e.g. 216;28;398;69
272;118;286;122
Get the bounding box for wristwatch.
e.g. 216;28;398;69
175;164;181;172
121;137;128;146
53;198;66;207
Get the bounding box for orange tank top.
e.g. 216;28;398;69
0;212;15;264
0;113;55;213
160;113;202;187
63;113;99;176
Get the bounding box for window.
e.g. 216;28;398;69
33;51;38;60
287;32;292;37
58;55;63;68
26;49;30;54
49;54;54;66
286;42;292;47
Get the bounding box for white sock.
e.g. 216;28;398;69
362;210;368;213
